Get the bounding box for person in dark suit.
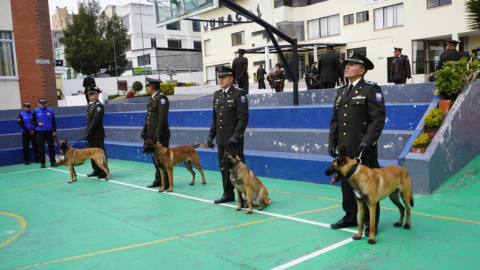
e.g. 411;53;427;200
304;64;311;88
141;78;171;189
31;98;58;168
83;71;96;104
256;64;267;89
310;62;319;80
436;39;467;70
85;88;108;179
328;50;386;236
318;45;343;89
390;47;412;84
17;102;40;165
232;49;249;94
207;66;249;204
272;64;284;93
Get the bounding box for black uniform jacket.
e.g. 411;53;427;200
232;56;248;80
329;79;386;158
318;51;343;83
86;99;105;139
256;68;266;80
391;55;412;80
142;92;170;140
436;49;468;70
209;86;249;147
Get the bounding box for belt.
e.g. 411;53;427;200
274;79;283;82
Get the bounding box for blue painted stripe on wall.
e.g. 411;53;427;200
0;114;86;135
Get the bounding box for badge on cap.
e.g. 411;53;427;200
349;50;355;57
241;96;246;103
376;93;383;102
160;98;166;105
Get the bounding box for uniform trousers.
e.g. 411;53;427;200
22;132;39;162
151;136;170;188
394;78;407;84
88;138;107;174
36;131;56;164
218;144;244;200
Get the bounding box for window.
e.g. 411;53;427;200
344;14;354;25
166;21;180;30
427;0;451;8
0;31;16;77
137;54;150;66
231;31;245;46
374;3;404;30
307;14;340;39
275;0;327;8
412;40;445;74
206;65;216;85
193;41;202;50
151;38;157;48
276;21;305;41
347;47;367;57
357;11;369;23
126;61;133;71
168;39;182;49
204;39;211;56
122;16;130;29
192;20;201;32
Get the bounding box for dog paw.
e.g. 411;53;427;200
352;235;362;240
202;182;206;185
68;181;73;184
166;189;173;193
394;222;402;227
159;189;164;193
236;207;241;211
257;207;264;211
189;182;194;186
246;210;253;214
404;224;411;229
368;238;376;245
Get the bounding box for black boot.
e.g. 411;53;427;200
40;163;46;169
87;171;99;177
51;162;58;167
147;180;161;188
25;161;30;165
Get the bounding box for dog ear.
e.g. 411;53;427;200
227;144;237;157
338;146;348;165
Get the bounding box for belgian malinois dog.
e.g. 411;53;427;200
324;146;413;244
58;140;109;184
142;138;209;192
219;145;273;214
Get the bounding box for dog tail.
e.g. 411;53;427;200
404;169;414;207
193;144;210;149
102;150;108;169
267;198;273;204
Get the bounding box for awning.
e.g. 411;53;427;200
244;42;346;54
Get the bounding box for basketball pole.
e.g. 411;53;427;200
219;0;299;106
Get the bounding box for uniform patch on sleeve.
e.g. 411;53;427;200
160;98;166;105
241;96;246;103
376;92;383;102
365;81;377;85
96;107;102;112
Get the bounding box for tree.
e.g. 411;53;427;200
60;0;130;77
466;0;480;30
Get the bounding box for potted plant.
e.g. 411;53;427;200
434;55;480;113
423;108;443;139
411;133;429;154
132;81;143;94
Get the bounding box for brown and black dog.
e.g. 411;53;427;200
219;145;273;214
58;140;109;184
324;146;413;244
142;139;208;192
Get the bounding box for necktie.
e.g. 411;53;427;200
347;84;354;95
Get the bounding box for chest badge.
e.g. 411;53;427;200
47;112;50;115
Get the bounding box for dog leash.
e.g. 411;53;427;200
354;151;363;164
69;135;89;147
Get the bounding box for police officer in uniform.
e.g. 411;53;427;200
272;64;284;93
390;47;412;84
328;50;386;236
318;44;343;89
86;88;108;179
256;64;267;89
436;39;466;70
17;102;40;165
31;98;58;168
207;66;249;204
141;78;171;189
232;49;249;94
83;71;96;104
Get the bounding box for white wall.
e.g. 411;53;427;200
62;72;204;97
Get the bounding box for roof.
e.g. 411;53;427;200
244;42;346;54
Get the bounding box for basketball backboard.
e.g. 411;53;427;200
148;0;219;27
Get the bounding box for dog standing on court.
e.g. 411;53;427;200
324;146;413;244
58;140;109;183
219;145;273;214
142;138;208;192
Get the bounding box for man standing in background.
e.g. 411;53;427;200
17;102;40;165
232;48;249;94
256;64;267;89
83;71;96;104
390;48;412;84
31;98;58;169
318;45;343;89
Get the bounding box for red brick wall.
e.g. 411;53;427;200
11;0;58;108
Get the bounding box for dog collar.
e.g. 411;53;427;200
345;162;360;179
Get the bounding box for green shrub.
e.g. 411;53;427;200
160;83;176;95
434;54;480;97
424;108;443;128
132;81;143;92
108;94;120;100
412;133;429;148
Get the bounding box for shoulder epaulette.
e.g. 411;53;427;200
364;81;377;86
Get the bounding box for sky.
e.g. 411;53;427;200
48;0;152;24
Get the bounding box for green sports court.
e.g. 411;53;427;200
1;156;480;269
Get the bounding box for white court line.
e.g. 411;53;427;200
0;168;44;177
48;167;358;269
271;238;354;270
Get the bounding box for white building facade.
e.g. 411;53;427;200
199;0;480;85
